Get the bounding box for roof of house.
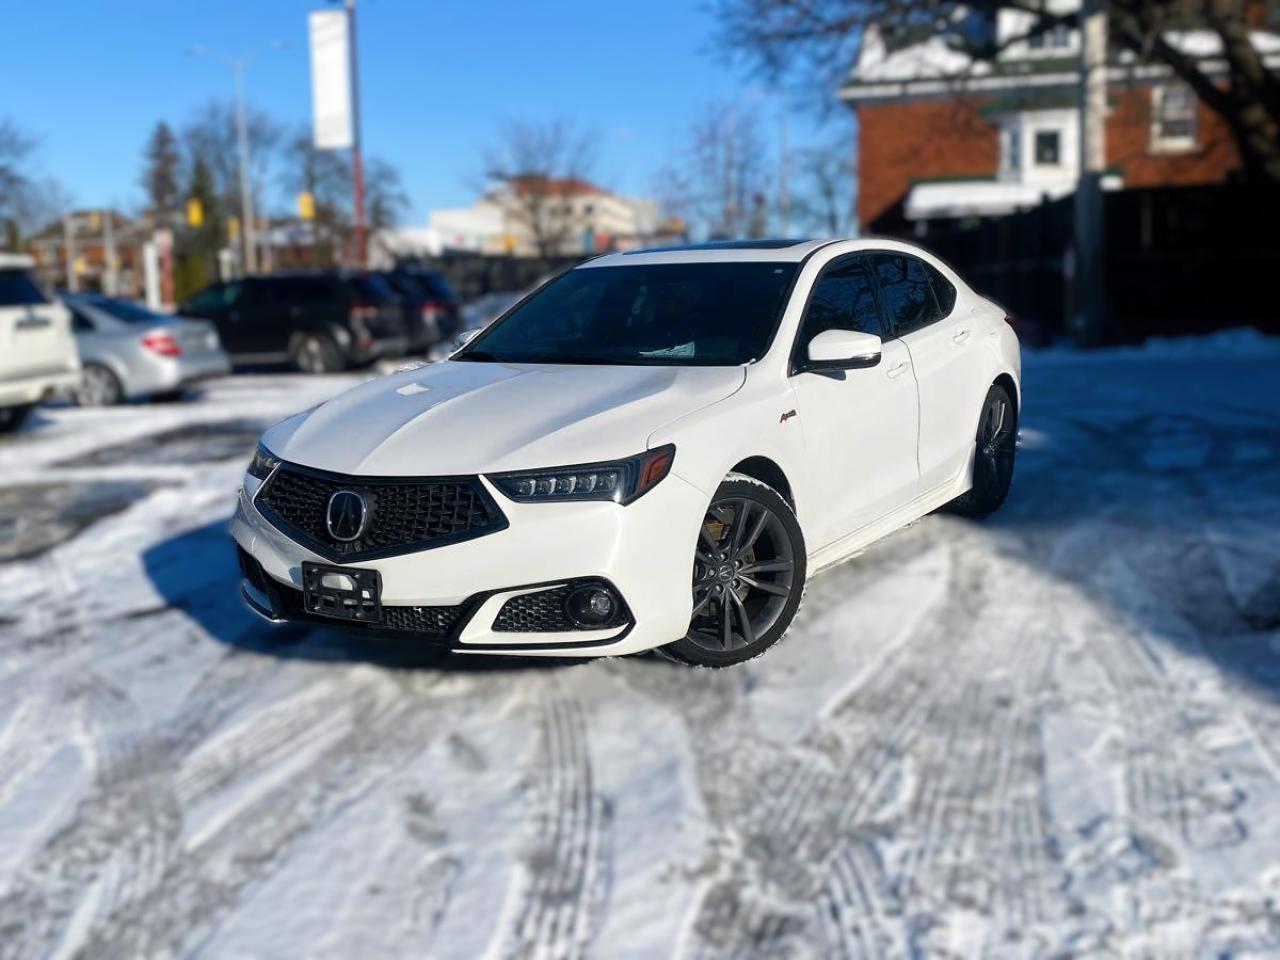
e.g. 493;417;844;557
509;175;605;198
841;23;1280;104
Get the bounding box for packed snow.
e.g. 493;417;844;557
1;335;1279;959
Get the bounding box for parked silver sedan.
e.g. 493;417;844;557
63;295;231;406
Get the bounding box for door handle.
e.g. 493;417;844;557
886;360;910;379
952;328;971;344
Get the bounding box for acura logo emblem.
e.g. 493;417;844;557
326;490;368;542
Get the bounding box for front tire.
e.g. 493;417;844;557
0;404;33;434
662;475;807;667
951;382;1017;517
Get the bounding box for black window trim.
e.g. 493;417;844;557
866;250;948;340
788;251;885;377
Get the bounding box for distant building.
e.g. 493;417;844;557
840;2;1280;230
28;210;149;296
399;178;672;258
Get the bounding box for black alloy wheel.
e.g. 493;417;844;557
663;476;806;667
953;382;1017;517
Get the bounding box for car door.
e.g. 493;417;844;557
870;252;978;491
232;278;288;360
790;255;921;548
183;282;248;355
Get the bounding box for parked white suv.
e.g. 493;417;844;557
234;239;1021;666
0;254;80;433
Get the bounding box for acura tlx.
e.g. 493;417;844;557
233;238;1020;667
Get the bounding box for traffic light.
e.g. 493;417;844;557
298;192;316;221
187;198;204;228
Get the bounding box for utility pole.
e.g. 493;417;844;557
1073;0;1107;346
346;0;367;267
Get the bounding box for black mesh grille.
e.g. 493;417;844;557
276;584;465;639
493;586;576;633
256;465;506;560
382;604;467;635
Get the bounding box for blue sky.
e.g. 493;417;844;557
2;0;842;224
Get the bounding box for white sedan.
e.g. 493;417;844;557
233;239;1020;667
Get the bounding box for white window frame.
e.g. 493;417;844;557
1151;84;1198;154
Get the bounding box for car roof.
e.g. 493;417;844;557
585;238;835;267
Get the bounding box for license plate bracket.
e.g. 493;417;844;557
302;562;382;623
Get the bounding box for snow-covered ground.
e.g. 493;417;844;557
1;338;1279;959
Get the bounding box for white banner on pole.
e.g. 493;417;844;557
309;10;353;150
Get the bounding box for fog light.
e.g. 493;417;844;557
565;586;616;628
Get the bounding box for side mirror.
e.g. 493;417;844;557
804;329;882;371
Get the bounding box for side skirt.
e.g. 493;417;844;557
807;443;974;576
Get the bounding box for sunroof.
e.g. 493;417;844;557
623;239;814;255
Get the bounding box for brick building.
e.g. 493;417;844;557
840;3;1280;231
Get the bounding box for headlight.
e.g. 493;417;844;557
247;444;280;480
489;445;675;505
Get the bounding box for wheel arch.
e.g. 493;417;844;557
992;371;1020;421
727;455;794;510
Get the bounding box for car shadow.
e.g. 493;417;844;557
139;519;580;673
947;354;1280;698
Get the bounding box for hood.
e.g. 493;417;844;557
262;360;745;476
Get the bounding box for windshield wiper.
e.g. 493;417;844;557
455;349;501;362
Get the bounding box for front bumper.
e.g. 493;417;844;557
231;468;707;657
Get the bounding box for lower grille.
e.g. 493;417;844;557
382;604;468;635
255;463;507;561
493;586;576;633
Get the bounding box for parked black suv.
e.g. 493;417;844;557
377;268;463;354
179;273;408;373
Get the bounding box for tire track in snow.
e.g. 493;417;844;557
496;685;612;960
70;673;461;959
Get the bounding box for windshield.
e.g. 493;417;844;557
458;262;798;366
86;296;162;323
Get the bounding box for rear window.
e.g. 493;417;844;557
347;275;398;302
413;272;457;302
85;296;162;324
0;269;49;307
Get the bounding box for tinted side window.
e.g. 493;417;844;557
182;284;227;315
799;260;882;345
69;306;96;332
0;269;49;306
926;264;957;316
871;253;940;337
285;277;336;302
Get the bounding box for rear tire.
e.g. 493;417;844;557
0;404;33;434
951;382;1017;518
661;475;806;668
73;363;125;407
291;333;343;374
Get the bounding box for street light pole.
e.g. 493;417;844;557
189;42;285;276
232;59;258;274
346;0;367;266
